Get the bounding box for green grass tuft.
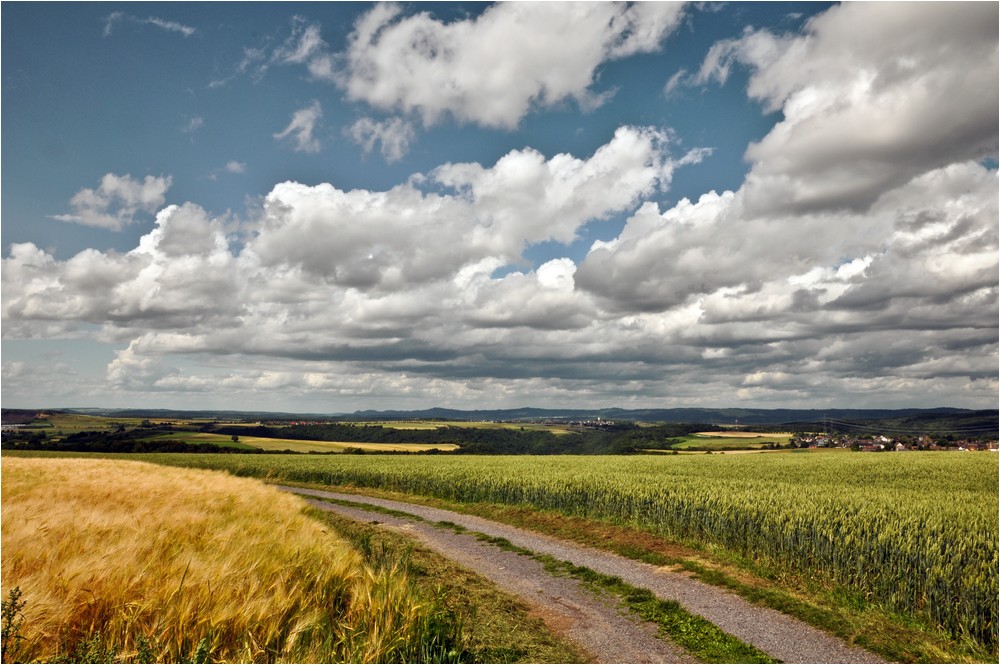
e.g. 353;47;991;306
537;556;777;663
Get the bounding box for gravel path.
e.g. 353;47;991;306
301;497;691;664
283;486;885;664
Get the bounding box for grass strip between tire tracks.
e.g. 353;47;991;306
544;556;777;664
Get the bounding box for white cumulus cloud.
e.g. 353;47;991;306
699;2;999;215
339;2;686;129
250;126;674;289
51;173;172;230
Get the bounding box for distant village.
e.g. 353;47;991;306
790;433;998;452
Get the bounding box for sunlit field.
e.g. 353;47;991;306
670;431;795;450
110;450;999;656
9;412;134;435
694;431;792;438
11;412;218;435
349;420;576;435
1;457;458;663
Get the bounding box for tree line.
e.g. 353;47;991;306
2;421;712;455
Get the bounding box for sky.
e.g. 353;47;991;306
2;1;998;413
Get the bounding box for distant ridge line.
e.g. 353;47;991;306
22;405;994;428
345;406;987;427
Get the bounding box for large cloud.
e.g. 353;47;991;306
577;1;999;321
4;203;240;334
249;126;675;289
221;3;686;161
5;166;996;409
698;2;998;216
3;127;674;362
576;161;996;339
565;2;999;407
332;2;686;129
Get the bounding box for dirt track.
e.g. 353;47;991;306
281;486;885;664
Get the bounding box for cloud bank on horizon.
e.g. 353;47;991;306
2;2;997;412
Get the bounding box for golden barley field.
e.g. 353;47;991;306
1;457;452;663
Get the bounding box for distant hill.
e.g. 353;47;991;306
0;409;47;424
28;408;336;421
346;406;982;426
7;406;996;435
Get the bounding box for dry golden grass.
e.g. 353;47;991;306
1;457;451;663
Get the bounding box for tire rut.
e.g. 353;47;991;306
283;486;885;664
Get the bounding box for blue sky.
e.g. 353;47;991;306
2;2;997;412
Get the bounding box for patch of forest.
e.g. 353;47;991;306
1;428;274;455
2;422;711;455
